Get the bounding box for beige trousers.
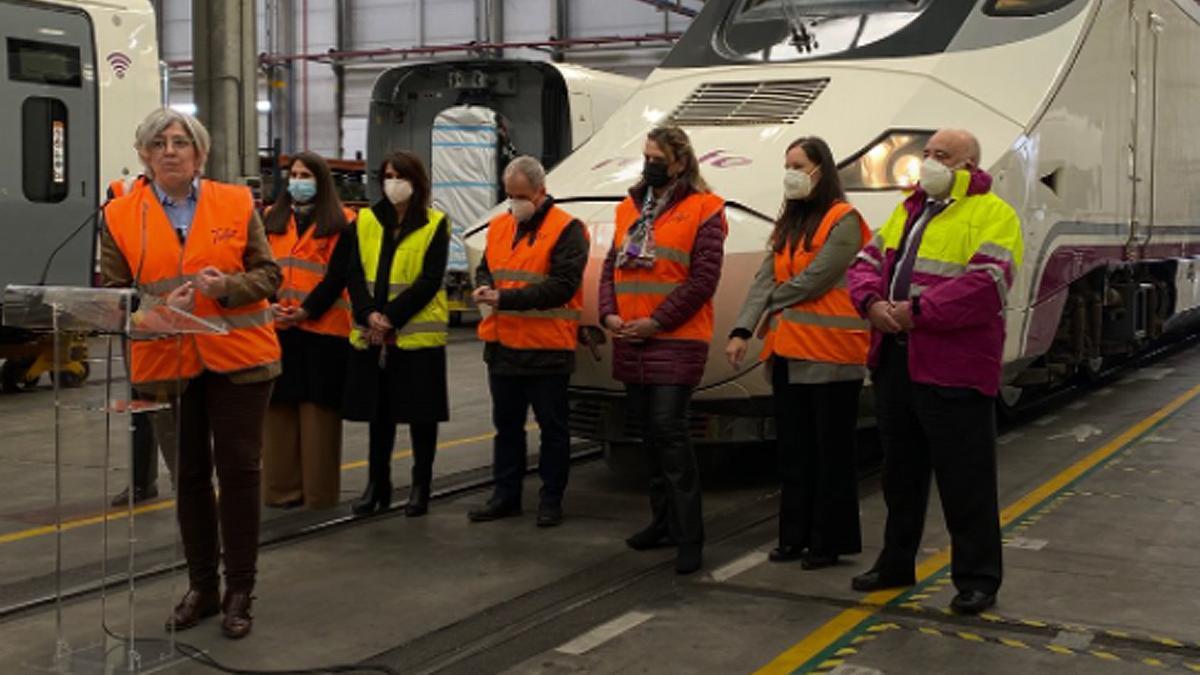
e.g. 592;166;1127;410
262;402;343;509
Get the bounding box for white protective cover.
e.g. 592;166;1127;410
430;106;501;273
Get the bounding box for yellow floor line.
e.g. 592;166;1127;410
755;381;1200;675
0;425;526;546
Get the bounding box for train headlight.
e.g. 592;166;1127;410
839;131;933;190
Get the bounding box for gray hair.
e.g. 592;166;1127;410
134;108;211;176
503;155;546;190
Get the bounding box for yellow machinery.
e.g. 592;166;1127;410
0;333;90;392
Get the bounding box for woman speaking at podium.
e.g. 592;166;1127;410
99;108;281;640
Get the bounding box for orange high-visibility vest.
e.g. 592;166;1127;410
761;201;871;365
477;206;587;350
611;191;726;342
267;206;356;338
107;176;144;201
104;178;282;386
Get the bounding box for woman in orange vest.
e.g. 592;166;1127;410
726;136;870;570
598;126;728;575
262;152;355;510
100;109;280;639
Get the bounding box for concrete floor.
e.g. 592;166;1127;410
0;337;1198;674
0;327;500;602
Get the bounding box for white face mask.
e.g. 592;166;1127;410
509;198;536;223
383;178;413;205
783;169;816;201
919;158;956;198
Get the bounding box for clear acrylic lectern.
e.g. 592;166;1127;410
3;285;226;674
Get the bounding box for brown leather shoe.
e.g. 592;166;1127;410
220;590;254;639
165;588;220;631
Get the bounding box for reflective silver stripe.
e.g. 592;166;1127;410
781;309;869;330
913;257;966;278
277;256;327;275
614;281;681;295
138;275;193;296
216;308;276;330
397;321;448;336
333;298;352;311
655;246;691;267
976;242;1015;264
854;250;882;271
497;308;582;320
492;269;548;284
967;262;1011;303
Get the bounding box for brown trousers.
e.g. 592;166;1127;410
262;403;343;509
171;372;273;594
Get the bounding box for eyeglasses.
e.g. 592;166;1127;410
148;137;194;153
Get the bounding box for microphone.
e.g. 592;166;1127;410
37;207;103;286
37;176;143;286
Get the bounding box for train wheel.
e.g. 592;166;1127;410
50;362;90;388
1081;355;1106;383
997;385;1024;420
1;358;38;392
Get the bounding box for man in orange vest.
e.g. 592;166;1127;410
468;156;588;527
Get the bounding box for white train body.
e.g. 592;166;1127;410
0;0;159;290
465;0;1200;444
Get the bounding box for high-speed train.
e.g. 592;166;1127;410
465;0;1200;451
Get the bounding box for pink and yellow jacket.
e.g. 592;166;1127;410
847;169;1023;397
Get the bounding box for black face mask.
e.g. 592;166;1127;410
642;161;671;188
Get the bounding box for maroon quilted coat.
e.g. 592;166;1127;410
598;182;727;387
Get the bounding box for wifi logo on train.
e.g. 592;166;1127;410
106;52;132;79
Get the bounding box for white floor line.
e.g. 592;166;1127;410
555;611;655;656
710;550;770;583
1034;414;1060;427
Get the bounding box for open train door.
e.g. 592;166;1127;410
430;106;504;322
367;60;638;323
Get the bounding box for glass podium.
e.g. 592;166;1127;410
3;285;226;674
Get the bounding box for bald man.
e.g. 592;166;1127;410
846;129;1024;615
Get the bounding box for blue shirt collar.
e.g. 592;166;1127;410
152;177;200;207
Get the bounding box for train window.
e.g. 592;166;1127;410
985;0;1075;16
7;39;82;88
22;97;69;203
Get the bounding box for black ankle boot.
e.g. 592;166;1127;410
405;482;430;517
351;480;392;516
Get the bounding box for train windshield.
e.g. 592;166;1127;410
661;0;972;68
721;0;931;62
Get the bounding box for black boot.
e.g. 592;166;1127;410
405;482;430;517
351;480;392;516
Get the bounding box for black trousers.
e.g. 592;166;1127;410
872;338;1003;594
174;373;272;593
626;384;703;545
367;378;437;487
488;372;571;506
772;360;863;556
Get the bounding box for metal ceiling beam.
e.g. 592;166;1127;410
633;0;699;18
167;32;682;70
